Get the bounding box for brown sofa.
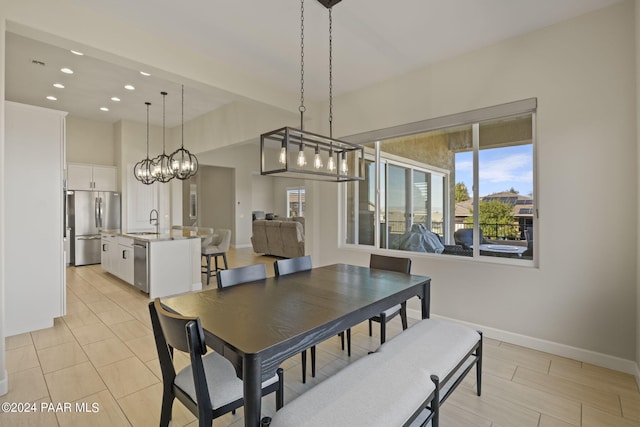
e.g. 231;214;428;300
251;219;305;258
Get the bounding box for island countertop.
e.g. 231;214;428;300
119;229;210;242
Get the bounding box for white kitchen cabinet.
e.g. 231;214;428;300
68;163;117;191
101;233;118;274
117;236;134;284
5;101;67;336
148;237;202;299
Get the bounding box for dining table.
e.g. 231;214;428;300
160;263;431;427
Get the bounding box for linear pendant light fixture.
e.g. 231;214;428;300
260;0;364;182
134;102;156;185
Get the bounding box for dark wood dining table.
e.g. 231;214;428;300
160;263;431;427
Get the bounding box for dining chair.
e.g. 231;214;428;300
274;256;352;383
148;299;284;427
369;253;411;344
216;263;267;289
274;256;315;383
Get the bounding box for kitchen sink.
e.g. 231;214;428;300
126;231;160;236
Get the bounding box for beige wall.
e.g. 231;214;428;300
313;1;638;369
65;115;115;165
636;0;640;384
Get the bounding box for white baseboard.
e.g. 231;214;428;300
0;370;7;396
233;243;252;249
407;309;638;375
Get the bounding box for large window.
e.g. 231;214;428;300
344;99;536;263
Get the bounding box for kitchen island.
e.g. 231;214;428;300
101;229;204;299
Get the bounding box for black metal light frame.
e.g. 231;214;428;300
261;126;364;182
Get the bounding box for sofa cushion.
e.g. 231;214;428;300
265;221;285;256
251;220;269;254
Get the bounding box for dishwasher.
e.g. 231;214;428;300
133;240;150;293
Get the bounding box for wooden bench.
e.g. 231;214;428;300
262;318;482;427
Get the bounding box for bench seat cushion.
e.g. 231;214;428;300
377;318;480;381
269;352;435;427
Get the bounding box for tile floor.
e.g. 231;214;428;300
2;247;639;426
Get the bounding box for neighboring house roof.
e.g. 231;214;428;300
455;192;533;219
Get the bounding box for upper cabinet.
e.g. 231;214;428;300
67;163;117;191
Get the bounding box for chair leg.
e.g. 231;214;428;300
205;255;211;285
214;255;219;272
222;252;228;269
159;391;174;427
301;349;307;383
311;345;316;378
346;328;351;357
400;301;408;330
276;368;284;410
340;331;345;350
368;319;373;336
380;313;387;344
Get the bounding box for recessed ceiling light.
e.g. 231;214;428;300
100;107;109;112
61;67;74;74
111;97;121;102
70;50;84;56
140;71;151;76
124;85;135;91
46;96;57;101
53;83;65;89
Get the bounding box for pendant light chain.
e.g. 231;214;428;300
162;91;167;153
146;102;151;159
328;7;333;139
181;85;185;149
299;0;306;129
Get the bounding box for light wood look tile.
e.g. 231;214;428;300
117;383;196;427
82;337;135;368
37;342;88;374
97;357;159;399
513;366;622;416
56;390;131;427
5;332;33;350
0;397;59;427
2;247;638;427
30;318;76;350
6;343;40;374
44;361;107;403
0;366;49;403
94;307;134;326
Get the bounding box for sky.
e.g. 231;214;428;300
455;145;533;198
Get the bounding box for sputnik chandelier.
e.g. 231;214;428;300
133;87;199;184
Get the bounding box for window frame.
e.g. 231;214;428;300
340;98;537;266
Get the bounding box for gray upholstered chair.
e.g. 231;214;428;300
202;229;231;285
148;299;283;427
368;254;411;344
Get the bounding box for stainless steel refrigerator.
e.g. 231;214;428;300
67;190;121;266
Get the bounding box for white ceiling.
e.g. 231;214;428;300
5;0;622;127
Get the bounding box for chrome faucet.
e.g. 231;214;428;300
149;209;159;234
